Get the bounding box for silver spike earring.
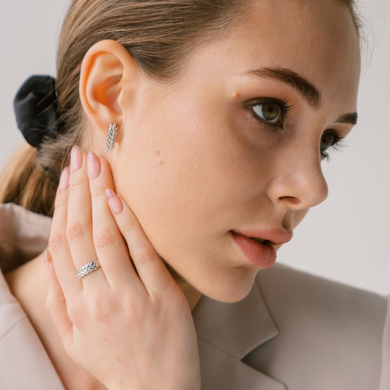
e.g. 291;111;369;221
106;123;119;153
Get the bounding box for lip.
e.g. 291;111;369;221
232;228;293;245
230;228;293;268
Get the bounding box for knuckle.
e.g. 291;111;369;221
93;229;115;250
70;180;85;192
66;300;83;327
48;233;63;253
120;219;138;236
88;294;109;324
90;189;104;200
122;294;145;323
66;222;84;244
135;249;155;265
54;194;67;209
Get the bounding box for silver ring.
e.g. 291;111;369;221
75;260;101;279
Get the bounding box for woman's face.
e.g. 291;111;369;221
112;0;360;302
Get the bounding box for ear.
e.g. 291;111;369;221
79;40;142;149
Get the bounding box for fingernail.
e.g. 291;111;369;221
44;249;51;278
106;189;123;214
71;145;82;172
87;151;101;180
59;167;70;191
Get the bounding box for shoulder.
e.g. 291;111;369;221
255;262;388;335
248;263;389;388
0;202;51;274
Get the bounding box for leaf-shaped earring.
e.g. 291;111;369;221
106;123;119;153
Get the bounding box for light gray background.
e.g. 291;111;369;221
1;1;389;295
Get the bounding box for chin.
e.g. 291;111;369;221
195;265;259;303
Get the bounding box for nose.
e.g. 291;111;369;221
267;149;329;211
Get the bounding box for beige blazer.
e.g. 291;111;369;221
0;202;389;390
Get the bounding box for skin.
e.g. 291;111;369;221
4;0;360;388
81;0;359;303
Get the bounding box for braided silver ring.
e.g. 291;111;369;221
75;260;101;279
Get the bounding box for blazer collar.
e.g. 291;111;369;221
192;274;279;359
192;274;286;389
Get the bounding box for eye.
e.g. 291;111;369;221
320;130;347;161
320;133;335;154
252;103;281;124
247;98;294;129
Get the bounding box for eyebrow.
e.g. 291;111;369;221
243;67;322;109
334;112;358;126
242;66;357;125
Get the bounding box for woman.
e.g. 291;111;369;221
0;0;388;389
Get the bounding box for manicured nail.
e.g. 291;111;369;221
106;189;123;214
87;151;101;180
71;145;82;172
59;167;70;191
44;249;50;278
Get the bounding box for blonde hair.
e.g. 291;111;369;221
0;0;361;217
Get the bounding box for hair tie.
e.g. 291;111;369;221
13;75;60;150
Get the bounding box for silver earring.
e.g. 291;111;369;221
106;123;119;153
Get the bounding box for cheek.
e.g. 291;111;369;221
119;89;280;238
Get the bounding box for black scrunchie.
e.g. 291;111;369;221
14;75;60;150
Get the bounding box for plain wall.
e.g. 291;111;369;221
0;0;389;295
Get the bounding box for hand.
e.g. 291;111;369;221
45;146;201;390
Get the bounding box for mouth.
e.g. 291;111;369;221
249;237;267;245
231;231;277;268
230;228;293;268
232;228;293;246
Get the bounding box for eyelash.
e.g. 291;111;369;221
321;130;348;161
247;98;348;161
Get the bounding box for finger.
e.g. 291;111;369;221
87;152;145;293
105;188;177;298
45;249;73;346
67;146;107;287
49;166;83;301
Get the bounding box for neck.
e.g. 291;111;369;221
164;261;202;312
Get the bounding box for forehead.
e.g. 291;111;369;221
188;0;361;110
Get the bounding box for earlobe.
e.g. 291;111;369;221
79;40;138;137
